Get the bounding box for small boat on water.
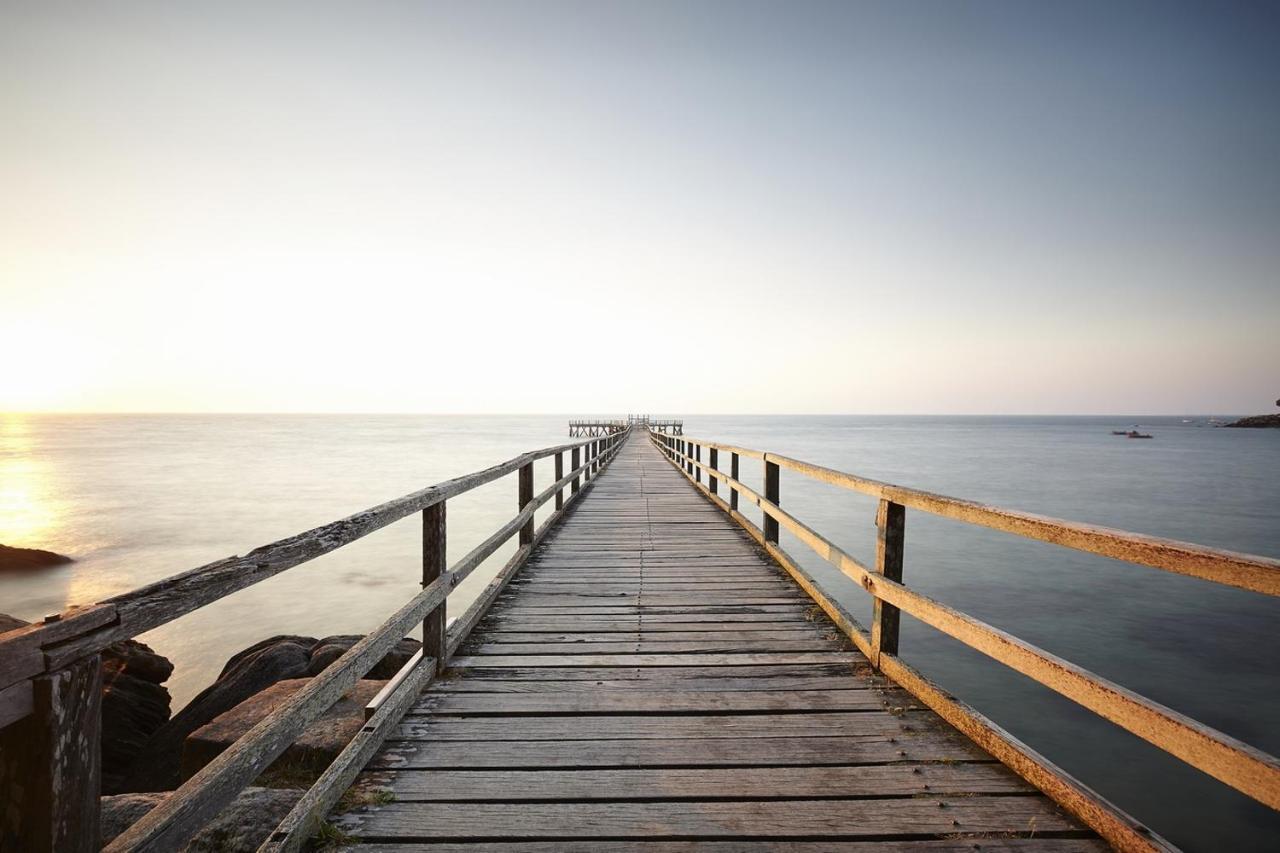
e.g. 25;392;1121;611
1126;431;1153;439
1111;430;1129;435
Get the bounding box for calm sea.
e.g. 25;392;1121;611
1;414;1277;851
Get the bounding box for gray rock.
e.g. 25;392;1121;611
182;678;387;782
120;641;312;792
100;786;303;851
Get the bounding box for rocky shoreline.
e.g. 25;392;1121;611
1225;413;1280;428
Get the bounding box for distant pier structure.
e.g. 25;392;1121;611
569;414;682;436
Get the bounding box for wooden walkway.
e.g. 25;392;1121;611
331;437;1106;850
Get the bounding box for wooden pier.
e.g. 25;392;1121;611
1;424;1278;851
332;437;1105;849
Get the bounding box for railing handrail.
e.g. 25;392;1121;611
649;429;1280;829
670;432;1280;596
0;433;616;680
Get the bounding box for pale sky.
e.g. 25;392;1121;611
3;2;1278;414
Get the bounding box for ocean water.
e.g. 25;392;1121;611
1;413;1277;851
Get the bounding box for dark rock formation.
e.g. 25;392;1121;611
181;678;386;782
100;786;302;851
121;633;420;792
101;640;175;793
0;613;175;794
0;543;72;572
1225;414;1280;428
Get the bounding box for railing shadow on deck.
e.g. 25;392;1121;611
0;429;630;852
649;429;1280;853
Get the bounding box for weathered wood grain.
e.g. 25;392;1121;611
412;689;888;714
368;733;991;770
337;841;1107;852
333;797;1081;839
371;763;1034;801
0;654;102;852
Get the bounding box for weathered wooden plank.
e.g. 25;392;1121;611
412;689;888;714
368;732;992;769
450;652;861;667
463;640;843;655
0;654;102;852
472;630;831;643
332;796;1081;839
440;663;867;682
393;711;935;741
368;762;1033;801
0;679;34;728
428;676;881;694
337;841;1108;852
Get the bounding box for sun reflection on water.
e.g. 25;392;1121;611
0;414;64;548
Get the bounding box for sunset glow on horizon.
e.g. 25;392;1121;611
3;2;1278;415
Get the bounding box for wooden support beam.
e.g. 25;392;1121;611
730;452;740;511
708;447;718;495
0;654;102;852
422;502;446;675
571;448;580;494
870;499;906;669
554;452;564;510
519;462;535;546
763;459;780;543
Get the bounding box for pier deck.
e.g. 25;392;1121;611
331;437;1103;849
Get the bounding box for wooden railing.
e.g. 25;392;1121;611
650;430;1280;853
0;429;629;852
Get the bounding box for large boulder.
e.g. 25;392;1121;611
121;633;420;792
101;787;303;851
0;543;72;572
181;679;387;782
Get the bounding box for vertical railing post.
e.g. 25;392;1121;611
518;461;535;546
695;444;702;484
422;501;446;673
730;452;740;511
554;451;564;510
763;458;780;544
708;447;718;495
870;499;906;670
571;446;581;494
0;656;103;851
